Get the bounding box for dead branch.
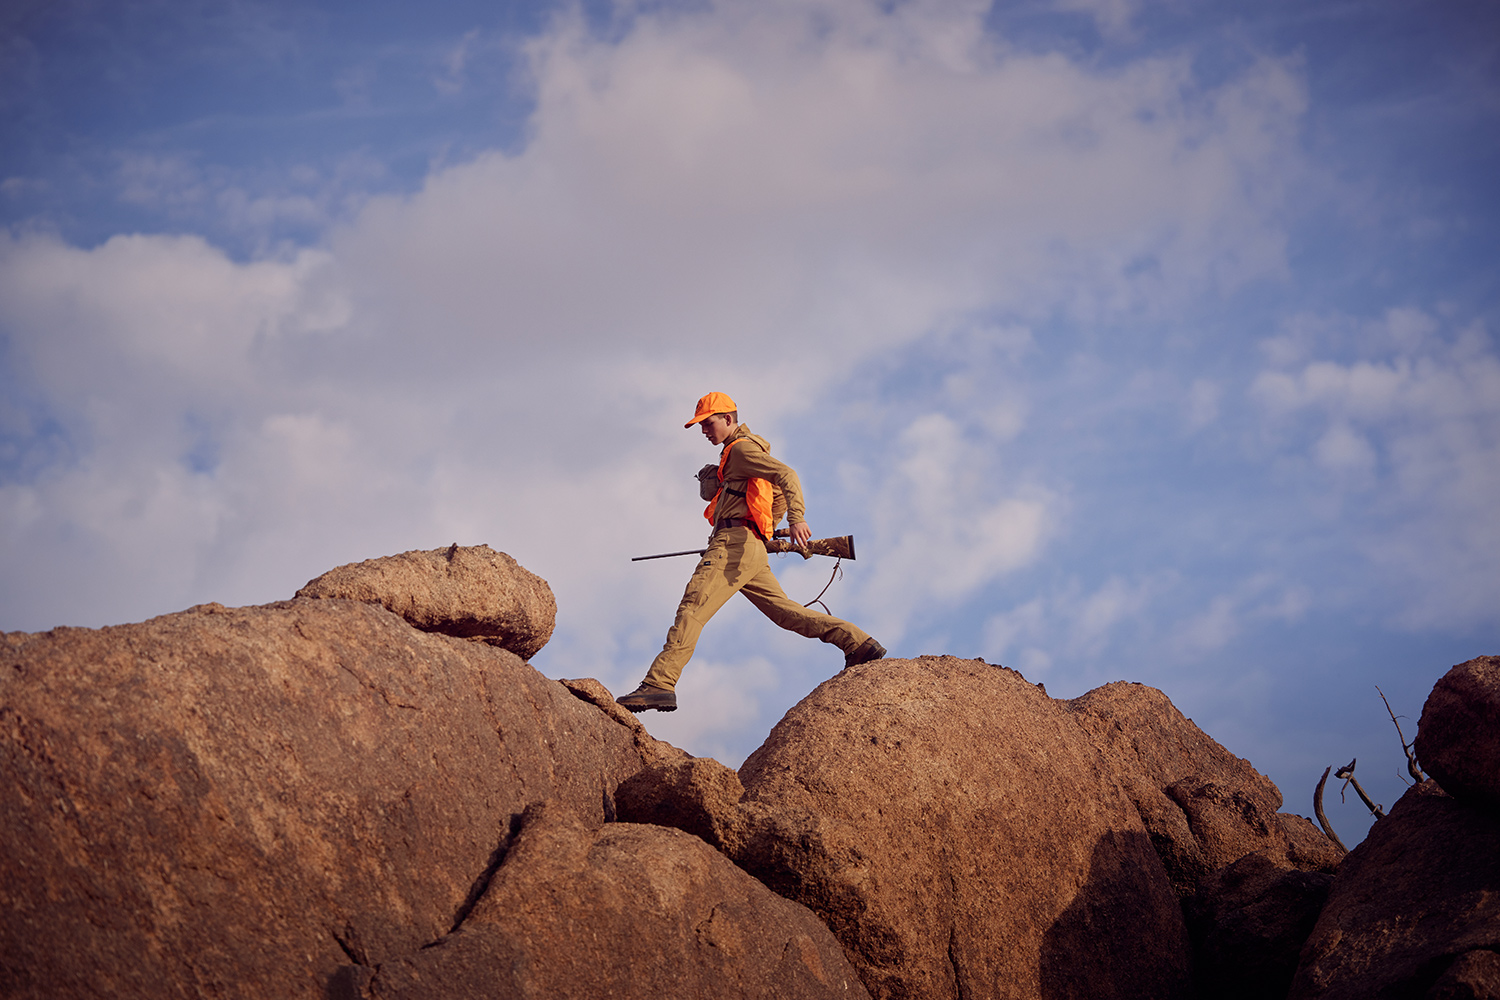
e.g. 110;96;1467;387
1375;685;1425;784
1314;766;1349;854
1336;758;1385;819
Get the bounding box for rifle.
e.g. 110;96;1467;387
632;534;856;562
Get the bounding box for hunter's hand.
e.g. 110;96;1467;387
790;522;812;548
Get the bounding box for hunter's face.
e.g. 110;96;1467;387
701;413;734;445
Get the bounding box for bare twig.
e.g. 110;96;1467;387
1375;685;1425;784
1314;766;1349;854
1336;758;1385;819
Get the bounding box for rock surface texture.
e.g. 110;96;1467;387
629;656;1196;1000
372;802;871;1000
0;598;661;999
1416;655;1500;813
1290;780;1500;1000
23;550;1477;1000
296;543;557;659
1066;681;1339;897
1184;851;1335;1000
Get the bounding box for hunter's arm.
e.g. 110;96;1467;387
728;445;807;526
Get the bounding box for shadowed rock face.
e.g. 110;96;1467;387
720;655;1192;1000
1065;681;1340;896
1184;851;1334;1000
1278;812;1346;872
371;802;872;1000
1416;655;1500;813
1290;781;1500;1000
1427;950;1500;999
296;544;557;659
0;598;656;999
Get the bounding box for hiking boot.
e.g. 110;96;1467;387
844;638;887;669
617;683;678;713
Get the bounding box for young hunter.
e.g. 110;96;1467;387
617;391;886;713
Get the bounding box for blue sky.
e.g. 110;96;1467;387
3;0;1497;845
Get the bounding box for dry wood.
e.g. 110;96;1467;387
1336;758;1386;819
1314;765;1350;854
1376;685;1426;784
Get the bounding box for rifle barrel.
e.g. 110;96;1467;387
630;548;708;562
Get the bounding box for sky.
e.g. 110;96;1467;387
3;0;1497;845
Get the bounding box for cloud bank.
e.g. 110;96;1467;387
2;0;1495;838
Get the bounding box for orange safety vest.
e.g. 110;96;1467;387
703;437;775;540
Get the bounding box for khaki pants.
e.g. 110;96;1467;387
643;526;869;691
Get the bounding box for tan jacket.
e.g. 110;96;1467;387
714;424;805;528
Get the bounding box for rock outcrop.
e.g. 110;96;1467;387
1278;811;1346;872
623;655;1195;1000
1066;681;1339;897
1416;655;1500;813
0;597;658;999
20;544;1477;1000
1427;950;1500;999
1290;780;1500;1000
371;802;871;999
1184;851;1334;1000
296;543;557;658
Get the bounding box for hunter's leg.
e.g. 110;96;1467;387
642;527;759;691
739;563;870;654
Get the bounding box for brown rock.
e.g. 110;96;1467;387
372;802;871;999
1278;812;1345;873
296;543;557;658
1066;681;1324;896
1416;655;1500;812
721;656;1192;1000
1290;780;1500;1000
615;755;746;849
1184;851;1334;1000
559;676;692;771
1427;950;1500;1000
0;598;662;999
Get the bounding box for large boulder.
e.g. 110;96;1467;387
621;656;1194;1000
1184;851;1334;1000
0;597;671;999
1416;655;1500;813
1290;780;1500;1000
1066;681;1338;896
1279;811;1346;872
1427;950;1500;999
296;544;557;659
370;802;871;999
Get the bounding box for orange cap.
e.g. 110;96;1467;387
685;391;738;428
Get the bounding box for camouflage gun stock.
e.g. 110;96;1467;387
632;534;855;562
764;534;856;560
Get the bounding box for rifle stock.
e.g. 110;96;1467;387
632;534;855;562
764;534;856;560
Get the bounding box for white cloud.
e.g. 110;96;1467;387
1052;0;1140;41
1313;422;1377;477
328;0;1304;384
0;0;1319;775
435;28;483;95
1186;377;1221;429
980;570;1313;692
1250;310;1500;626
855;412;1054;639
983;573;1164;667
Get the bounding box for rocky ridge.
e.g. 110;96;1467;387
2;548;1494;999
